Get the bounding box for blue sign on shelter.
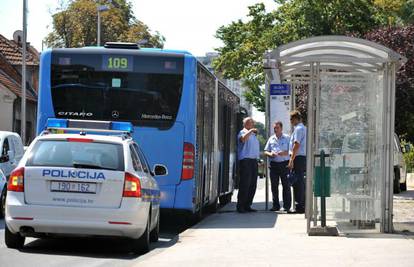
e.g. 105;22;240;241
270;84;291;95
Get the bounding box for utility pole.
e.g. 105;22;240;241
97;8;101;46
97;4;110;46
21;0;27;145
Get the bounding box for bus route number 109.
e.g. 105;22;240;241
102;55;133;72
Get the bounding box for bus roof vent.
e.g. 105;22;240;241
104;42;140;50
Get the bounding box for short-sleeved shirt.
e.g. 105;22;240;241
237;128;260;160
264;134;290;162
289;123;307;156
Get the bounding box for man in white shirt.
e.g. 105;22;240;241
264;121;291;212
237;117;260;213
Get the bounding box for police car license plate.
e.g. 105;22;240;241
50;181;97;194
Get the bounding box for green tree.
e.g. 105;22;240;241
45;0;165;48
214;0;404;112
364;25;414;143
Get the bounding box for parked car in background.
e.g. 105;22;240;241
394;133;408;193
340;132;407;194
0;169;6;217
0;132;24;178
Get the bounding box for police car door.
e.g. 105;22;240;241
132;143;159;221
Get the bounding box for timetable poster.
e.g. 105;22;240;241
270;84;291;135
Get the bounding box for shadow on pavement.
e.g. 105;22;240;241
195;202;278;229
17;232;179;259
10;216;185;259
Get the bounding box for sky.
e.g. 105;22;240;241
0;0;277;55
0;0;275;122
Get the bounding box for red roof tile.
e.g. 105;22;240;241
0;34;39;66
0;70;37;102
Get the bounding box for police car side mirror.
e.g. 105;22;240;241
153;164;168;176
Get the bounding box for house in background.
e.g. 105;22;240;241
0;31;39;144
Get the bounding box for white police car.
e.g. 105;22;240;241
5;119;164;254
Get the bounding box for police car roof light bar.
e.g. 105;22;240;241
45;118;134;135
110;121;133;133
47;118;68;128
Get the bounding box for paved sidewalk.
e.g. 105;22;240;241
136;180;414;267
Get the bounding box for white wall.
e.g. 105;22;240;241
0;85;17;131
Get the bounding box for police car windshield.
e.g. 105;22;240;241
26;140;124;171
51;52;184;129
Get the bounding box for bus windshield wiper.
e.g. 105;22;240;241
72;163;117;171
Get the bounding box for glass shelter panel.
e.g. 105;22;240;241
316;72;384;232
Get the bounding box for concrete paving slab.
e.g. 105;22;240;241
393;186;414;232
135;180;414;267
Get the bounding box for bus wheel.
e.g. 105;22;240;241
207;197;218;213
187;206;203;226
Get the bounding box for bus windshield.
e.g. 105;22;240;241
51;52;184;128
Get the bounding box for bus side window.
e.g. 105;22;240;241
129;144;143;172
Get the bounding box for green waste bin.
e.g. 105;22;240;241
314;166;331;197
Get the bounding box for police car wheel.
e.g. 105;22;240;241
132;215;150;254
0;187;6;218
150;213;159;242
5;224;25;249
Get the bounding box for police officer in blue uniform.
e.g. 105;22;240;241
237;117;260;213
264;121;291;212
288;110;307;214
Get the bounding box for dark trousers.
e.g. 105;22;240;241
270;161;291;210
292;156;306;212
237;159;258;210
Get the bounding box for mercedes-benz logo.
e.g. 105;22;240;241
112;110;120;118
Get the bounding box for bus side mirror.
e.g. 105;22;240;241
153;164;168;176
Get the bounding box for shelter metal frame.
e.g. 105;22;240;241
264;36;406;233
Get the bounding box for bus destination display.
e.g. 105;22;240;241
102;55;133;72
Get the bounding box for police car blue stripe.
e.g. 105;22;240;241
141;188;161;204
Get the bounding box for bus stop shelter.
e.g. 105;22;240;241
263;36;406;234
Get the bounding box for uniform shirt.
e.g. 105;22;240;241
289;123;307;156
237;128;260;160
264;134;290;162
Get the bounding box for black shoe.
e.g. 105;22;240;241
246;207;257;212
270;207;280;212
287;210;295;214
237;208;247;213
295;209;305;214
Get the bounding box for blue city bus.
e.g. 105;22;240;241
36;43;240;217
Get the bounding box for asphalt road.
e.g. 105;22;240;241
1;185;413;267
0;213;186;267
